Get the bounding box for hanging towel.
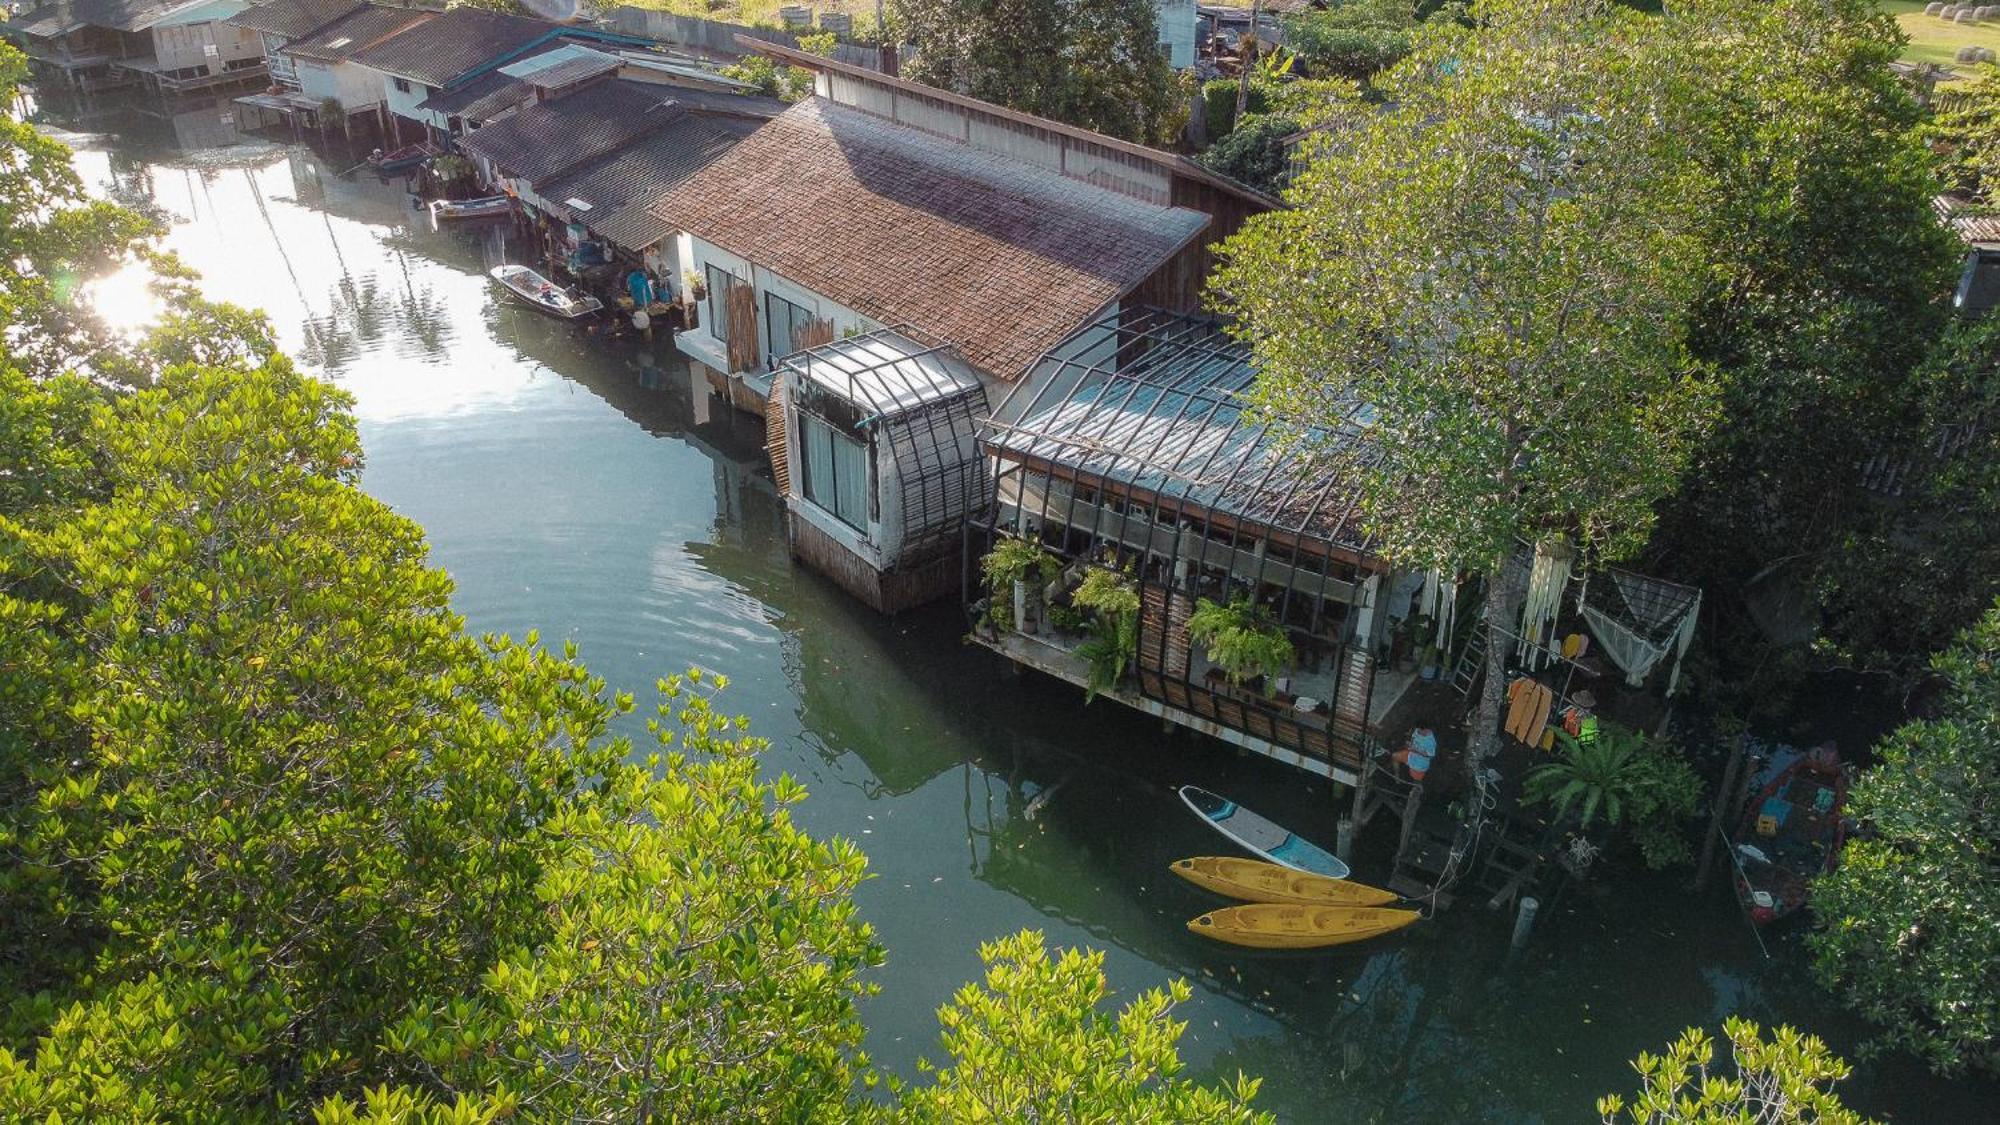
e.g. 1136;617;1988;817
1523;682;1553;749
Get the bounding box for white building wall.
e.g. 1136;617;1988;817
670;232;878;389
1156;0;1197;69
375;69;442;132
292;58;385;110
151;20;261;74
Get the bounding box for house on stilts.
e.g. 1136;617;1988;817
644;38;1275;613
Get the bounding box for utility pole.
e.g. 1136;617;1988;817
1234;0;1262;122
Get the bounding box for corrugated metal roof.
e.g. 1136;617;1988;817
521;49;618;91
496;41;606;78
1934;193;2000;247
282;5;428;64
6;0;189;35
225;0;363;40
539;116;760;250
458;77;673;184
346;7;552;86
649;98;1212;382
987;309;1374;553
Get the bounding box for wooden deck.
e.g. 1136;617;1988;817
972;628;1364;786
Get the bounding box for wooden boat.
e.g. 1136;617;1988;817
1170;856;1396;907
369;143;432;175
1178;785;1350;879
429;195;511;222
490;264;603;320
1188;904;1420;949
1731;744;1848;925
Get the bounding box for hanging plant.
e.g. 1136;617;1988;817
980;536;1060;596
1187;596;1294;689
1071;567;1140;701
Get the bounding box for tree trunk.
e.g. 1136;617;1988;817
1469;562;1523;765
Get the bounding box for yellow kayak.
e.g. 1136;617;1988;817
1170;856;1398;907
1188;904;1420;949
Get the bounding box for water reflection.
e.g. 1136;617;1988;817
28;90;1999;1123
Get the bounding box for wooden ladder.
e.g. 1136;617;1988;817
1450;620;1488;697
765;378;791;498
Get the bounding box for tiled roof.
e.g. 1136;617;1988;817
459;77;672;184
540;116;762;250
1937;195;2000;247
282;4;428;64
648;98;1212;381
225;0;362;39
346;7;552;87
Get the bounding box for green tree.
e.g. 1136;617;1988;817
1197;113;1300;195
1598;1018;1871;1124
1214;0;1717;763
1928;62;2000;204
1522;724;1700;869
893;931;1270;1124
1648;0;1962;693
1283;0;1417;82
0;44;1270;1121
1809;602;2000;1076
891;0;1178;143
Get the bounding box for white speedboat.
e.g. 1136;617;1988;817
490;264;602;320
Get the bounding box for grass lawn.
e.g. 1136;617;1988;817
1883;0;2000;71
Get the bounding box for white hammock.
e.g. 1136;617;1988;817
1579;568;1702;694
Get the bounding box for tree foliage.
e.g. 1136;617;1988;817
0;46;1265;1117
1809;602;2000;1076
1283;0;1418;82
1197;114;1301;196
1598;1018;1871;1125
895;932;1270;1124
891;0;1178;143
1215;0;1717;757
1928;62;2000;204
1646;0;1964;689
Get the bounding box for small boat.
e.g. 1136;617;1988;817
429;195;511;223
1170;856;1396;907
1179;785;1350;879
490;264;603;320
369;143;432;175
1188;904;1419;949
1731;743;1848;925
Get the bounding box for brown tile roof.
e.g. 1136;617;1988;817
648;98;1212;381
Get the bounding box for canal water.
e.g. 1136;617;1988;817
36;94;1992;1122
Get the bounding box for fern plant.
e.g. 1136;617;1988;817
1071;567;1140;702
1522;723;1700;867
980;537;1059;598
1186;596;1294;689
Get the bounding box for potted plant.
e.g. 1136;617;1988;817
682;269;708;302
1186;596;1294;693
980;537;1059;635
1070;567;1140;702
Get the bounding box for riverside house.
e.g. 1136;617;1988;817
4;0;265;93
645;39;1274;612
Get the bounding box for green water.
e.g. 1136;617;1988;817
36;93;1993;1122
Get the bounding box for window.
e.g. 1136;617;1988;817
764;291;813;367
799;414;870;531
705;264;737;343
393;77;411;93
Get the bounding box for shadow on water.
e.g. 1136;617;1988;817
27;90;1997;1123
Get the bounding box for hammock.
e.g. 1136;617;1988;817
1579;568;1701;694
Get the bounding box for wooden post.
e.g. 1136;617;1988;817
1509;895;1540;953
1694;735;1747;891
1336;813;1354;864
1394;781;1423;865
